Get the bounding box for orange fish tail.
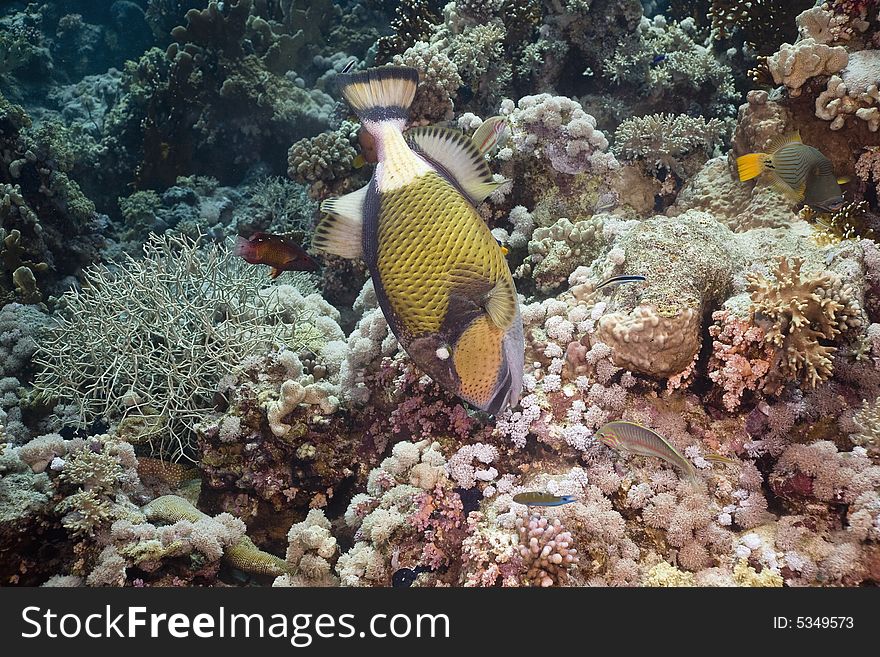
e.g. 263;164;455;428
736;153;769;181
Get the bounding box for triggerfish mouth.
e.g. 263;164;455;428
313;66;524;414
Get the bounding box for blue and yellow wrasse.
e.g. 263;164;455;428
512;492;577;506
736;132;848;212
234;232;319;278
314;66;524;414
595;420;698;483
596;274;646;290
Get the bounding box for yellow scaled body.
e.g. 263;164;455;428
314;66;524;414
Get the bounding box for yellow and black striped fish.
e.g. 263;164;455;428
313;66;524;414
736;132;847;212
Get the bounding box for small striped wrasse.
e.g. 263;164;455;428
596;274;646;290
736;132;847;212
594;420;698;483
512;492;577;506
471;116;509;157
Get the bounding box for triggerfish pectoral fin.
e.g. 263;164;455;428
315;185;368;259
453;316;507;414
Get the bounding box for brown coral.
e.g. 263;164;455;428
143;495;289;577
746;257;863;392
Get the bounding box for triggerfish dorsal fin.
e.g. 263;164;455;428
315;185;368;259
405;126;509;205
336;66;419;124
472;116;509;157
765;130;801;155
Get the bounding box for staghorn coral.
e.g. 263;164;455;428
746;257;864;392
33;233;326;462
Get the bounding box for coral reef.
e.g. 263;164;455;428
33;233;329;461
2;0;880;593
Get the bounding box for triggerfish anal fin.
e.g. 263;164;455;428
315;185;368;259
405;126;509;205
472;116;509;157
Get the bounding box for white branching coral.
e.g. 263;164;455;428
767;37;848;96
33;233;327;461
815;50;880;131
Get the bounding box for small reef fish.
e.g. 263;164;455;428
353;125;378;169
736;132;848;212
472;115;509;157
314;66;524;415
392;565;430;587
596;274;646;290
595;420;698;483
512;492;577;506
650;54;667;66
234;232;319;278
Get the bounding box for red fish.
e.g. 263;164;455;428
234;232;319;278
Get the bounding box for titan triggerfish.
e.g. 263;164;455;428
313;66;524;415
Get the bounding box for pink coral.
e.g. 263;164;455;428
517;515;580;587
708;309;771;411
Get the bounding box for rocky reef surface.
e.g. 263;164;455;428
1;0;880;588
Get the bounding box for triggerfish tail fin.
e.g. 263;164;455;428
736;152;770;181
405;126;509;205
336;65;419;126
315;185;368;259
472;115;509;157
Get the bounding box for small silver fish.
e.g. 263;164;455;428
594;420;698;483
513;492;577;506
596;274;647;290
